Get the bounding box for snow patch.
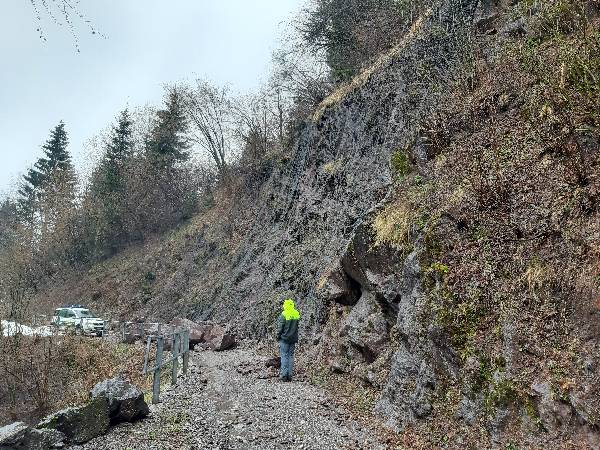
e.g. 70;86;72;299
1;320;54;337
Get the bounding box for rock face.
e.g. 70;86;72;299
341;291;390;363
37;396;109;445
90;377;149;423
0;422;65;450
374;247;453;428
321;225;456;430
184;0;480;337
171;318;236;351
318;262;361;306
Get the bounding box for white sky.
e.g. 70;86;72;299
0;0;304;196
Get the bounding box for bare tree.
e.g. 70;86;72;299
232;84;295;160
233;91;273;160
268;34;332;128
180;80;235;177
29;0;102;51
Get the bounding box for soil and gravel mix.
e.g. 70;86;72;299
73;344;388;449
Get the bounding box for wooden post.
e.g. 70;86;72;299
171;332;179;385
152;336;164;404
121;322;126;342
182;330;190;375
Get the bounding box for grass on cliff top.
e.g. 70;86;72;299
311;8;433;122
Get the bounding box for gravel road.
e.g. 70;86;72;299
73;345;388;449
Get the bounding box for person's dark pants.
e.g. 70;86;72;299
279;340;296;380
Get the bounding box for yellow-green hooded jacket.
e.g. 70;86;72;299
277;299;300;343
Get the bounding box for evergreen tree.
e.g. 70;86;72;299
102;109;134;192
40;121;76;192
87;109;135;255
17;122;77;229
17;164;44;223
129;89;196;237
0;199;18;248
146;89;189;164
39;122;77;225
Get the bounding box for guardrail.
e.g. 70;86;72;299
118;321;178;342
142;328;190;404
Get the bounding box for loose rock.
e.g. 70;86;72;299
90;377;149;423
37;396;109;445
72;347;388;449
0;422;65;450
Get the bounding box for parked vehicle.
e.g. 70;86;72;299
52;305;105;336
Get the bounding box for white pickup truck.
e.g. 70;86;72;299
52;305;105;336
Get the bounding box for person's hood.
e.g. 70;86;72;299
282;299;300;320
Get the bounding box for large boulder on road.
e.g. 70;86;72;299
171;318;202;345
90;377;149;423
202;323;236;351
171;318;236;351
37;395;109;445
0;422;65;450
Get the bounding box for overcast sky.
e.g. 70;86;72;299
0;0;304;196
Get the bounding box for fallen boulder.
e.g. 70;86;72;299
90;377;149;423
0;421;65;450
171;318;203;346
121;321;148;344
203;323;236;351
0;422;28;449
37;395;109;445
171;318;236;351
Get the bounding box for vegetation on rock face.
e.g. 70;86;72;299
390;148;412;179
370;0;599;446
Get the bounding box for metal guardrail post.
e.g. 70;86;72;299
182;330;190;375
152;336;164;404
171;332;179;385
136;325;191;404
143;336;151;374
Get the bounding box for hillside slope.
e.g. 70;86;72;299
34;0;599;447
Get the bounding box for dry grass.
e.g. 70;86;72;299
522;259;555;297
372;202;416;250
0;334;148;426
